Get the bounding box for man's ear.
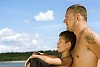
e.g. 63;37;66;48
76;13;83;21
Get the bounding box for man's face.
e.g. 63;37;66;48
64;10;75;31
57;37;70;53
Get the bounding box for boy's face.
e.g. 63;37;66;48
57;36;70;53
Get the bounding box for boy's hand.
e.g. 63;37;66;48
24;56;31;67
24;52;41;67
24;61;27;67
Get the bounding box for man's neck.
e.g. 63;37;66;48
74;22;87;40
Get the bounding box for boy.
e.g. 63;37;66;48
25;31;76;67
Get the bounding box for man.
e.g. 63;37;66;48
64;4;100;67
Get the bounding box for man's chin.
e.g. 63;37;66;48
66;28;69;30
67;28;71;31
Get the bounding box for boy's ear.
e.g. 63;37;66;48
67;42;71;48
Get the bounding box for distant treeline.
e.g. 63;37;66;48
0;50;61;61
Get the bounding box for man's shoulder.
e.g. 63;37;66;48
83;27;92;34
83;28;99;36
82;27;100;46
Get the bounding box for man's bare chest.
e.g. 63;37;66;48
72;37;88;58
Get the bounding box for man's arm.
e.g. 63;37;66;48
85;31;100;58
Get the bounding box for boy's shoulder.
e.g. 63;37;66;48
61;56;72;62
60;56;72;66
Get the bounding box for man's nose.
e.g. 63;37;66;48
57;43;58;45
57;42;59;46
64;19;66;23
64;20;68;25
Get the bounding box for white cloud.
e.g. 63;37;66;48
34;10;54;21
32;39;38;45
0;28;56;53
0;28;14;37
35;33;39;38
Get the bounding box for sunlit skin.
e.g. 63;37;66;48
64;9;100;67
64;10;75;32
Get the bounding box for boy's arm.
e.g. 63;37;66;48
25;52;57;67
31;55;72;66
31;55;62;65
40;53;58;58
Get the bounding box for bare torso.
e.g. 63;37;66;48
72;28;98;67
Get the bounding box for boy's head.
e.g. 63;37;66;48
57;31;76;53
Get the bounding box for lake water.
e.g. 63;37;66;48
0;62;24;67
0;61;100;67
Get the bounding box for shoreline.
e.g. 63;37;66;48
0;61;25;63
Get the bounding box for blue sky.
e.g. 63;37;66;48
0;0;100;53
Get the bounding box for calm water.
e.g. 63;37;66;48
0;62;24;67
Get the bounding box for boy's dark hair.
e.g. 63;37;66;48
59;30;76;50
